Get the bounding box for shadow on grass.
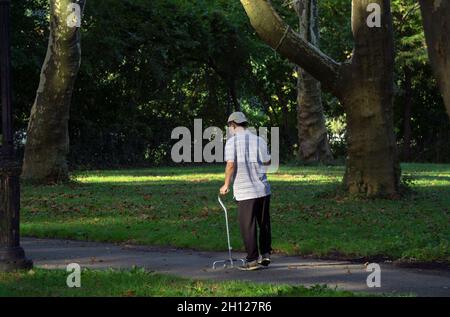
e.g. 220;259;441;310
21;164;450;265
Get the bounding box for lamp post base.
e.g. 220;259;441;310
0;158;33;272
0;246;33;271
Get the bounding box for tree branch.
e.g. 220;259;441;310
240;0;341;94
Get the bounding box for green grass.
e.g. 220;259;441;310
0;268;357;297
21;163;450;264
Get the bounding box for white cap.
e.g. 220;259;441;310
227;112;248;124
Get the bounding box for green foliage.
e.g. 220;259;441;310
10;0;48;141
9;0;450;166
69;0;249;167
391;0;450;162
392;0;428;67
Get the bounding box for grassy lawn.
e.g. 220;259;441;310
0;269;357;297
21;163;450;264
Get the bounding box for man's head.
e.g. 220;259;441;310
227;112;248;134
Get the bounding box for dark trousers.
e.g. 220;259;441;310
237;195;272;262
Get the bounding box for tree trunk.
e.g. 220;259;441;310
419;0;450;118
295;0;333;162
22;0;86;183
240;0;400;197
277;92;293;150
229;80;241;112
402;67;413;161
340;0;400;197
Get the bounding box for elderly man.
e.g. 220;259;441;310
220;112;272;271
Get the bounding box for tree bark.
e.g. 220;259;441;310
402;67;413;161
419;0;450;118
294;0;333;162
240;0;340;93
341;0;400;197
229;80;241;112
240;0;400;197
22;0;86;183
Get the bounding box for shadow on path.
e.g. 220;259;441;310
23;238;450;297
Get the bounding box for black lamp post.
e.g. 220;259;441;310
0;0;32;271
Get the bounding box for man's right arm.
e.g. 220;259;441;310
221;138;236;195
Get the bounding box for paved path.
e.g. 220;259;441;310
23;238;450;297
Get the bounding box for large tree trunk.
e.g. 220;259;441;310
22;0;86;183
295;0;333;163
240;0;400;197
419;0;450;118
340;0;400;197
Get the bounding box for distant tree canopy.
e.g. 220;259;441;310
8;0;450;169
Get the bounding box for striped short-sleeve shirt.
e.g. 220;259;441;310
224;130;271;201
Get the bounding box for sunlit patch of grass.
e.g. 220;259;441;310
0;269;363;297
21;163;450;264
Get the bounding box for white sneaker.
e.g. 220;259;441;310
238;260;261;271
258;253;271;267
